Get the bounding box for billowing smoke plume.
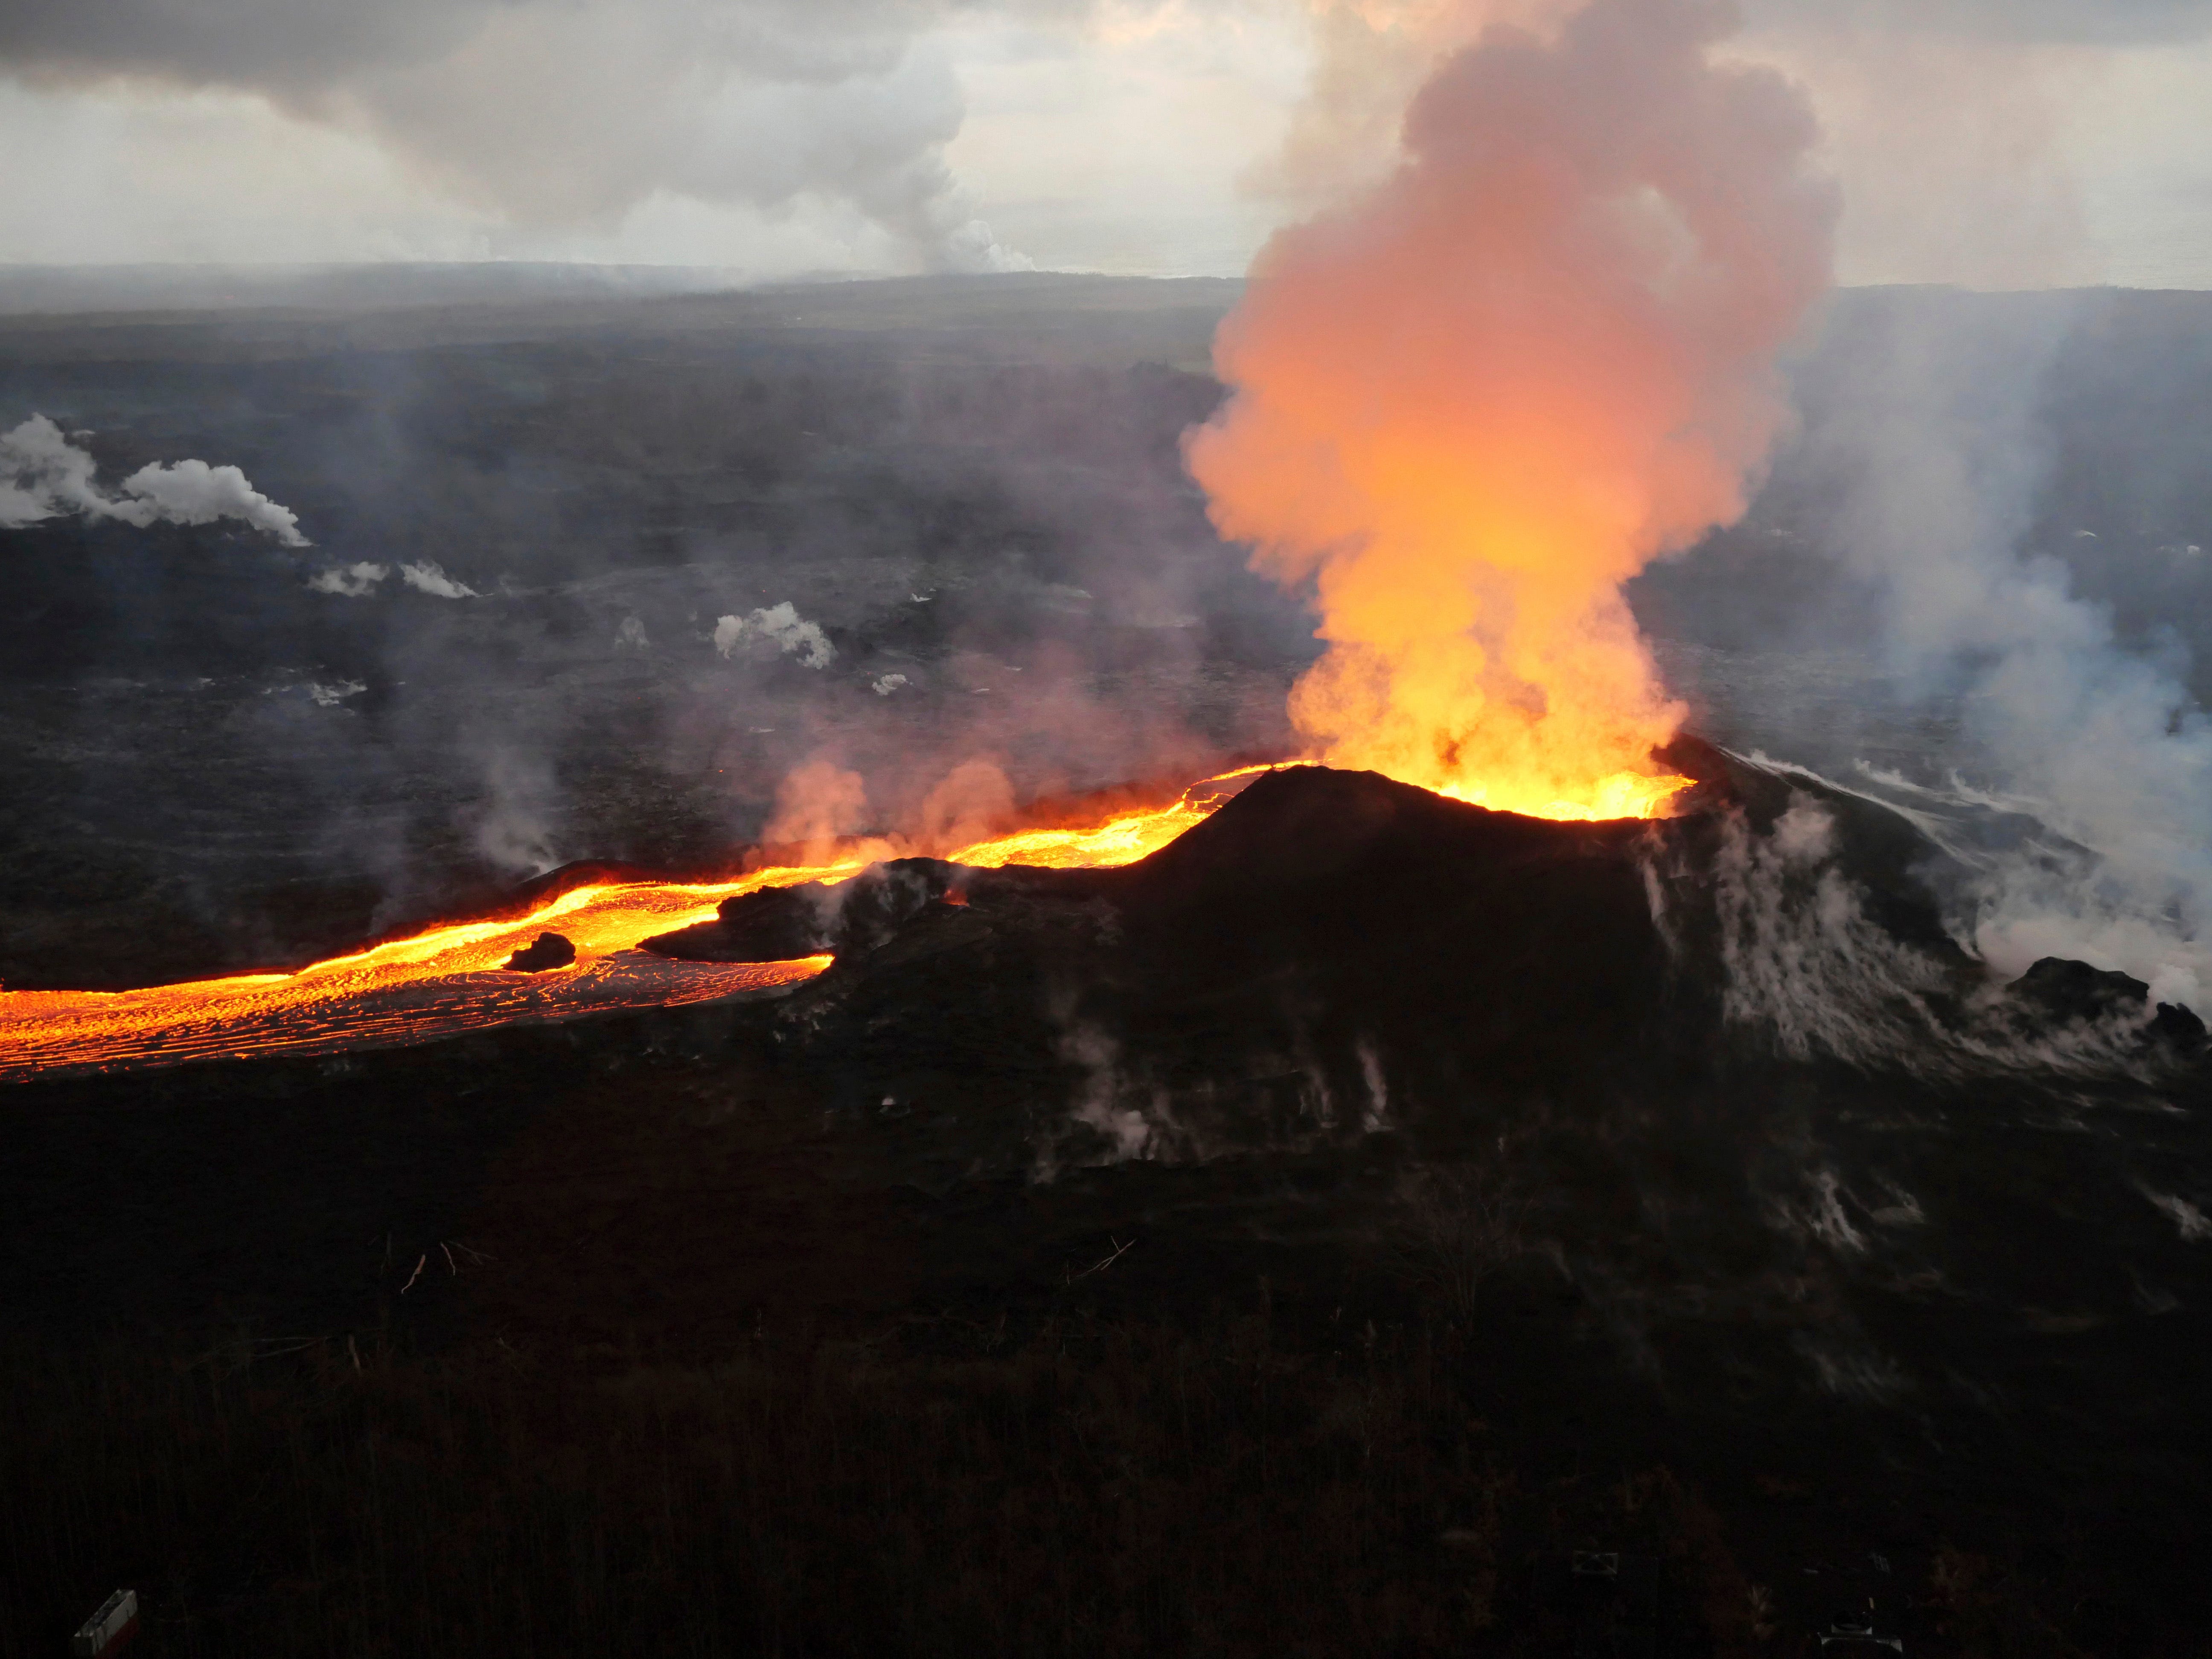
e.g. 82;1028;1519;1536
1187;0;1835;820
0;415;309;544
0;0;1028;272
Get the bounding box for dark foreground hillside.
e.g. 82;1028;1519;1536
6;762;2212;1655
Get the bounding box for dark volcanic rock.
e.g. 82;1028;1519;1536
732;757;2212;1179
643;858;961;962
1113;765;1683;1078
714;883;838;959
2012;956;2154;1023
2153;1000;2209;1049
2011;955;2209;1051
752;765;1702;1176
643;888;830;963
503;931;577;973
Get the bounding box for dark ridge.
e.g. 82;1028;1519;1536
501;931;577;973
643;859;966;963
2013;955;2156;1023
1130;763;1651;898
2012;954;2209;1053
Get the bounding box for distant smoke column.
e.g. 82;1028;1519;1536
1187;0;1835;818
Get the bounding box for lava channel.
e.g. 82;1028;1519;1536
0;768;1280;1083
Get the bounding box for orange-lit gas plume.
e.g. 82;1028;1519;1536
1188;0;1836;821
0;769;1271;1083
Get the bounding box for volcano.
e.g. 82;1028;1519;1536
6;749;2210;1654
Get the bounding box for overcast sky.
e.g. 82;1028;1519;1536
2;0;2209;286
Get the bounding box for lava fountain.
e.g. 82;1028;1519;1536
1186;0;1836;820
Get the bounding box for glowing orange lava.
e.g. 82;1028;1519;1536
1431;766;1688;824
0;769;1276;1083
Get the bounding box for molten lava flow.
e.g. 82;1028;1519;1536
949;765;1276;869
0;770;1276;1083
1185;0;1835;824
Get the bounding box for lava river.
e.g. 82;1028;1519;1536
0;771;1273;1083
0;757;1697;1083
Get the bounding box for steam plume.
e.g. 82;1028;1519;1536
309;561;391;596
763;758;873;863
716;602;835;669
1799;295;2212;1010
1;414;309;544
1187;0;1835;820
399;560;480;598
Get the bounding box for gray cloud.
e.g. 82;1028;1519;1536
0;0;1035;271
0;0;485;87
120;456;311;544
1746;0;2212;45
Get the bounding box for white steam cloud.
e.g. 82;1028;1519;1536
1647;770;2184;1081
399;560;480;598
715;602;835;668
0;414;309;544
308;561;390;596
470;748;560;875
1799;296;2212;1012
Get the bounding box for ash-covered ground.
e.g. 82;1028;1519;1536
9;274;2212;1656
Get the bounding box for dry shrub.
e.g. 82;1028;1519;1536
1396;1159;1533;1321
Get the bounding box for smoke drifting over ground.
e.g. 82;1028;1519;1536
0;414;308;544
1792;293;2212;1009
308;561;390;596
397;560;479;598
1630;287;2212;1014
